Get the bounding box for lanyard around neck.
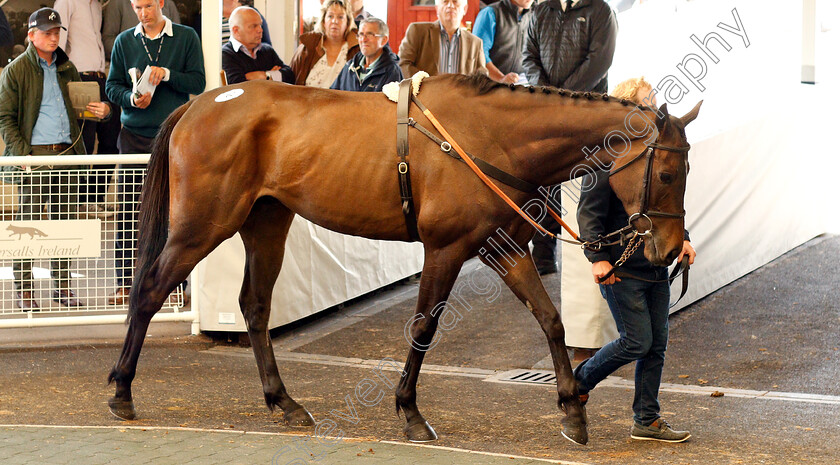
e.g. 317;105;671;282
141;33;165;65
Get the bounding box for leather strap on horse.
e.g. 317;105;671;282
405;119;579;241
408;94;579;241
406;120;540;194
396;79;421;241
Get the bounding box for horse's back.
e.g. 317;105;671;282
169;82;412;240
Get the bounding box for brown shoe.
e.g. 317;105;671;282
16;291;39;311
53;289;84;307
108;287;130;305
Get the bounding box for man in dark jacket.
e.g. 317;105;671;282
573;169;695;443
523;0;618;275
522;0;617;91
331;18;402;92
0;8;111;309
222;6;293;84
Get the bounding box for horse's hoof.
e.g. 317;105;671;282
284;407;315;427
560;417;589;445
108;397;136;421
404;420;437;442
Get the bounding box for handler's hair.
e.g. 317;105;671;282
315;0;357;36
610;77;654;105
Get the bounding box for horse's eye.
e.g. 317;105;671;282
659;172;674;184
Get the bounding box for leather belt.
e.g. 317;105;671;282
31;143;71;152
80;71;106;79
396;79;421;241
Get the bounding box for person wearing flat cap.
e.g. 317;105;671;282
0;7;111;310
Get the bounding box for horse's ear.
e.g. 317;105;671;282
656;103;669;129
680;100;703;126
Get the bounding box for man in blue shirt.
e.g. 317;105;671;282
472;0;533;84
331;18;402;92
0;8;111;310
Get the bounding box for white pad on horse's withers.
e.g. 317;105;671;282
383;71;429;103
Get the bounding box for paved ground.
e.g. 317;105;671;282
0;235;838;464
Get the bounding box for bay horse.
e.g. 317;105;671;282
108;74;701;446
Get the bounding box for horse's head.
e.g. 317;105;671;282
609;101;702;267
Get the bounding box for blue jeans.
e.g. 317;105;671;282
574;275;670;426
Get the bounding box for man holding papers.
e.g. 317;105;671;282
0;7;110;310
105;0;204;305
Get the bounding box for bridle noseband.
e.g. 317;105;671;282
580;136;691;254
607;137;691;234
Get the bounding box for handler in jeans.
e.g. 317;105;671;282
574;130;696;442
0;8;110;310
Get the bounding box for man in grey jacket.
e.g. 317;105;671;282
522;0;617;275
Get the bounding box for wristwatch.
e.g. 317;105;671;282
265;71;270;80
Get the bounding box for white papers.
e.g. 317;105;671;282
267;70;285;82
128;66;158;99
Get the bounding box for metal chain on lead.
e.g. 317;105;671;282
614;234;643;268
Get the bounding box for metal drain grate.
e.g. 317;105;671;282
485;369;557;386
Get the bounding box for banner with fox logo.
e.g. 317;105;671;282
0;220;101;259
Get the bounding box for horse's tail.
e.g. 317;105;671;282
127;100;194;322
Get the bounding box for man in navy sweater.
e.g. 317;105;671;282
105;0;204;305
331;18;402;92
222;7;293;85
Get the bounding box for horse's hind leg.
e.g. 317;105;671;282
478;239;588;445
238;198;314;427
108;223;238;420
396;246;466;442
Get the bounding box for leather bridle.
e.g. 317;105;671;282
579;134;691;253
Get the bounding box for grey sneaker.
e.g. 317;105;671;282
630;418;691;443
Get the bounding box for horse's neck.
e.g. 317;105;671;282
496;96;648;186
417;82;653;188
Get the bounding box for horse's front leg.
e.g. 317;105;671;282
479;239;588;445
396;246;465;442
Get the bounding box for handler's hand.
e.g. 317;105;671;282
86;101;110;119
133;92;152;109
677;240;696;265
592;260;620;285
148;66;167;86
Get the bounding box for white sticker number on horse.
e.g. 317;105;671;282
214;89;244;102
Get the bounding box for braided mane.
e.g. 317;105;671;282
450;73;653;110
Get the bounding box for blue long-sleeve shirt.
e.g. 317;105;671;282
472;6;497;64
31;55;71;145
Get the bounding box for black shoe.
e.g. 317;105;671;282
537;264;557;275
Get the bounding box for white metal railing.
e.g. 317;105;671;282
0;155;197;333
